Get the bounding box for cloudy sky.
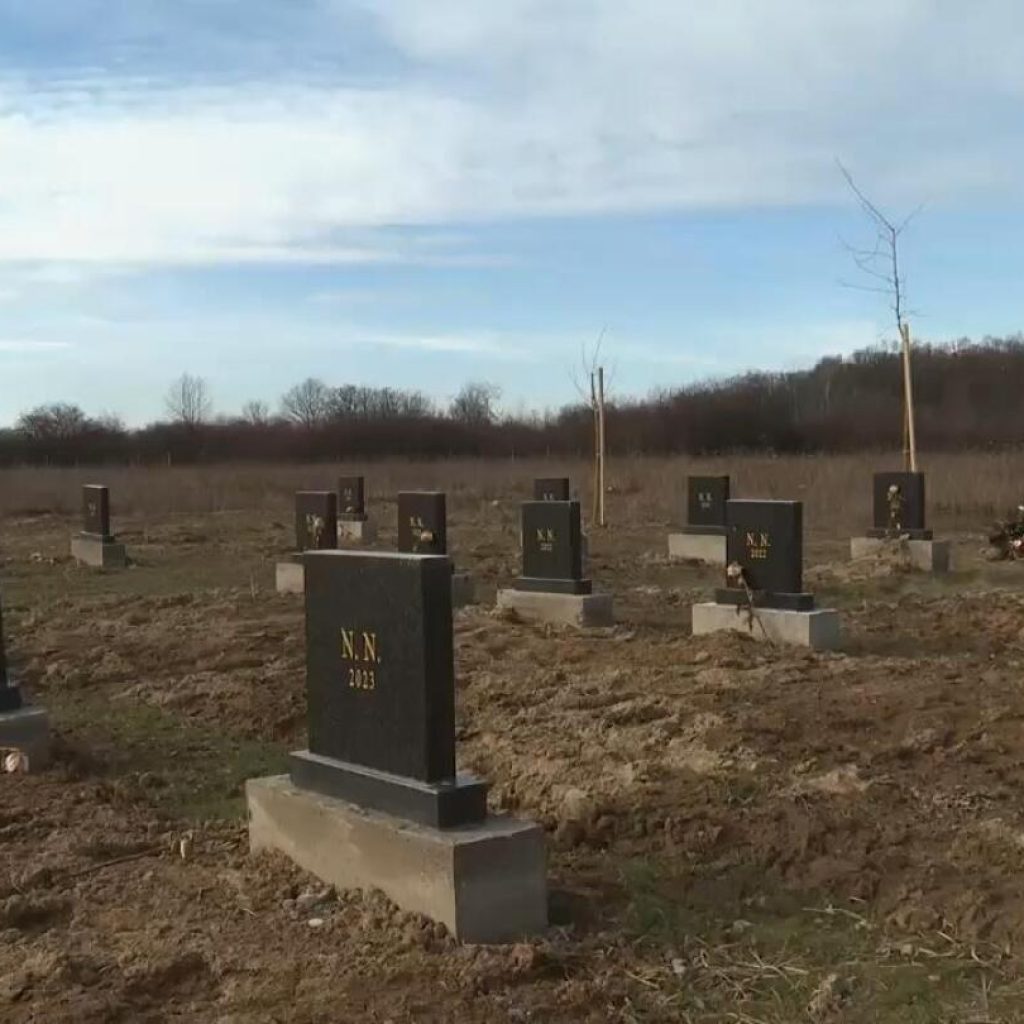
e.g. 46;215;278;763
1;1;1022;425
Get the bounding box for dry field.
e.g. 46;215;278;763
1;454;1024;1022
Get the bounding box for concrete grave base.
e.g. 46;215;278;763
337;519;377;544
692;601;840;651
850;536;951;573
667;532;727;565
452;572;475;608
0;706;51;771
71;534;127;569
497;588;614;627
276;560;304;594
247;774;547;944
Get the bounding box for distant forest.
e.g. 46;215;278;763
3;335;1024;465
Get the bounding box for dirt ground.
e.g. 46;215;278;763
2;480;1024;1022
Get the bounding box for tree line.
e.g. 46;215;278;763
4;335;1024;465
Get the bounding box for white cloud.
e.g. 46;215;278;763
0;338;71;351
0;2;1022;266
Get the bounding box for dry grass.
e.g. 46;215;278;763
2;451;1022;539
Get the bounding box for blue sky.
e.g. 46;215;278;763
2;1;1024;425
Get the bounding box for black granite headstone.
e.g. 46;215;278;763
294;492;338;552
684;475;730;534
337;476;366;521
534;478;570;502
397;492;447;555
868;472;930;539
0;597;23;713
289;550;487;828
82;485;112;540
715;499;813;611
513;501;591;594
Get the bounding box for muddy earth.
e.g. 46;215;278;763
1;491;1023;1022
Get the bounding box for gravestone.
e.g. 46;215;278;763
497;501;612;626
687;475;730;532
534;478;570;502
513;501;590;594
397;492;447;555
667;474;730;564
295;491;338;552
277;491;338;593
715;500;812;610
337;476;366;519
0;593;50;769
692;498;840;649
850;470;948;570
0;599;21;713
291;551;485;824
247;550;547;942
82;484;112;539
336;475;377;544
868;471;930;539
70;484;127;568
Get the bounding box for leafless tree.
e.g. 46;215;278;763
449;381;501;425
165;373;212;428
16;402;89;442
838;161;923;470
280;377;332;429
241;399;271;426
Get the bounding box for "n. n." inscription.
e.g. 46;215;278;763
341;628;380;691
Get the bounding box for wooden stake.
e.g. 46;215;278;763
598;383;604;528
899;321;918;472
590;371;600;523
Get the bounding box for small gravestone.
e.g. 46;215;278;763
0;594;51;770
716;500;811;610
295;491;338;552
337;476;377;544
534;478;570;502
497;501;612;626
70;485;127;568
692;499;840;649
0;600;19;714
851;471;949;571
397;492;473;605
515;501;589;594
247;550;546;943
398;491;447;555
668;475;730;564
276;491;338;594
868;472;929;538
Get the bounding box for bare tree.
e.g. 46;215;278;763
838;161;922;470
241;399;271;426
165;373;212;428
16;402;89;442
280;377;332;429
449;381;501;426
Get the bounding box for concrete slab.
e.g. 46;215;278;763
692;601;840;651
338;520;377;544
452;572;475;608
247;774;547;944
276;561;304;594
850;536;951;573
0;706;51;771
667;532;727;565
70;534;127;569
497;588;614;627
